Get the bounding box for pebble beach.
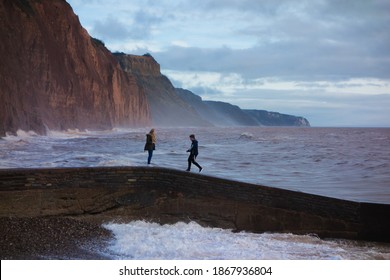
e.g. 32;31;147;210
0;217;112;259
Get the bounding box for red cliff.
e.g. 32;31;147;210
114;53;211;127
0;0;150;136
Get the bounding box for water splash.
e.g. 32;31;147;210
100;221;390;260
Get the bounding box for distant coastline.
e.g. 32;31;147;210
0;0;309;137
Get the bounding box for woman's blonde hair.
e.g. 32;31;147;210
149;129;156;143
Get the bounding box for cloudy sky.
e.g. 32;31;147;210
67;0;390;127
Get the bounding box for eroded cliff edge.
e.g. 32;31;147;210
114;53;211;127
0;0;150;136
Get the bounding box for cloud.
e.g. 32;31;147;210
155;43;390;82
149;0;390;82
71;0;390;82
91;16;130;40
90;8;163;41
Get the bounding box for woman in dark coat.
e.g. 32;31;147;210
144;129;156;164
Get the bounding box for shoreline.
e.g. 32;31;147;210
0;217;112;260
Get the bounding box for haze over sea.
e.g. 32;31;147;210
1;127;390;259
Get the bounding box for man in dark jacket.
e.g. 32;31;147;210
186;134;202;172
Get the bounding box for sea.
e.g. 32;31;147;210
1;126;390;259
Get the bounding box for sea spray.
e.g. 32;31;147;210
100;221;390;260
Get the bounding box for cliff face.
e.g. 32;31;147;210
0;0;150;136
114;53;211;127
176;88;311;127
175;88;254;126
244;110;311;127
115;53;161;77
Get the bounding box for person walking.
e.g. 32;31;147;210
186;134;202;172
144;128;156;165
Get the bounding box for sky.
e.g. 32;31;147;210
66;0;390;127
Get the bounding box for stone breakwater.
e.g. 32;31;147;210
0;167;389;243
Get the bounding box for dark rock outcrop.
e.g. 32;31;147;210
0;0;150;136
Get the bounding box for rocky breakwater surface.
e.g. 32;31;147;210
1;167;390;259
0;0;150;137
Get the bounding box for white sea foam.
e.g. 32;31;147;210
46;129;114;139
2;129;38;141
100;221;390;260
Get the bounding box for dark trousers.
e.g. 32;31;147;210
147;150;153;164
187;154;201;170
